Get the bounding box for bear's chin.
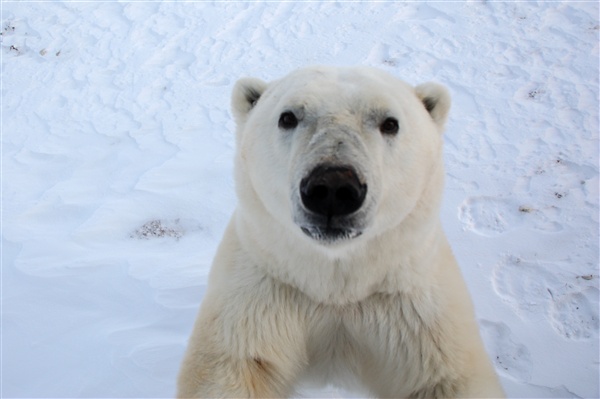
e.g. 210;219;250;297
300;225;363;243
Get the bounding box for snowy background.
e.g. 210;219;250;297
2;2;598;398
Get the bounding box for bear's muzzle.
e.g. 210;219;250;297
298;164;367;242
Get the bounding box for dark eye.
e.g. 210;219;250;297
379;117;399;135
278;111;298;130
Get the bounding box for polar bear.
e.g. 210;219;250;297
177;66;504;398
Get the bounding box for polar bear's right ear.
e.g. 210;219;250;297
415;82;451;133
231;77;268;125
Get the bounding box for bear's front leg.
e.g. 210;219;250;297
177;267;308;398
177;346;299;398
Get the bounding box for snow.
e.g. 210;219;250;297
1;2;598;398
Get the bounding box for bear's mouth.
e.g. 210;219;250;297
300;224;363;242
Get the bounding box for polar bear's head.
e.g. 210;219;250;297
231;66;450;248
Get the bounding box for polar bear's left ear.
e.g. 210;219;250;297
232;77;268;125
415;82;451;132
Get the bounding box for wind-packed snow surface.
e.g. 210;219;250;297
2;2;598;398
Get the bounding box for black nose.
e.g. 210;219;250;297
300;165;367;218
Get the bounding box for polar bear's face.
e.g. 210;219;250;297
232;67;450;247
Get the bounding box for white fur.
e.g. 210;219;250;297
177;66;504;398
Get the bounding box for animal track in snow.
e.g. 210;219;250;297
458;197;519;236
480;320;533;381
493;256;599;340
493;257;561;320
458;196;563;236
549;287;599;340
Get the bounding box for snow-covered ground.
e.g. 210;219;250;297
2;2;598;398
